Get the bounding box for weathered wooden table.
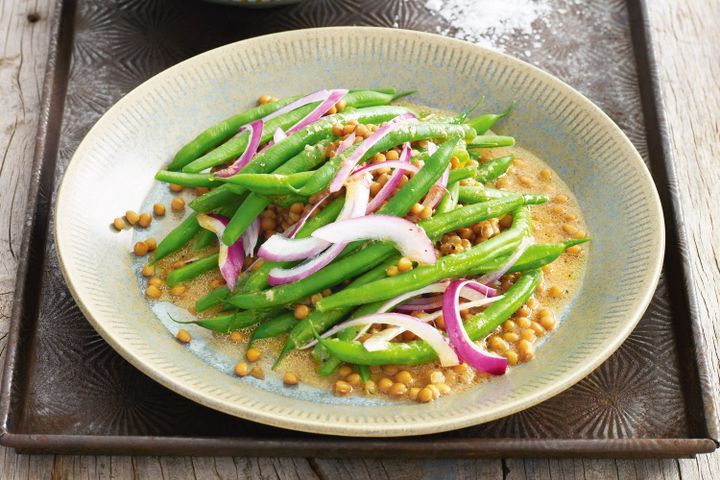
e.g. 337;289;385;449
1;0;718;477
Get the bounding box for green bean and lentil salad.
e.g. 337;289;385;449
119;88;590;403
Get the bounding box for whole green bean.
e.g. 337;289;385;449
166;253;219;287
458;186;547;205
152;213;201;263
296;124;473;196
191;308;283;333
468;135;515;149
475;155;514;182
485;238;591;272
317;270;541;366
168;96;300;171
249;313;299;346
465;103;514;135
217;171;314;195
182;90;408;174
315;207;531;311
155;171;218;188
188;106;409;213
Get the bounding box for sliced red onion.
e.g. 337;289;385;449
309;313;460;367
350;159;418;177
288;193;329;238
283;89;347;136
260;89;348;152
478;236;532;285
262;89;331;122
265;175;371;284
312;215;436;265
196;214;244;290
422;166;450;209
365;143;412;213
443;279;508;375
273;127;286;143
426;141;438;155
213;120;263;178
267;241;346;286
258;235;330;262
329;113;418;192
415;295;503;323
393;295;444;313
241;218;260;255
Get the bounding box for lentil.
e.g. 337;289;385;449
176;329;191;343
113;218;126;230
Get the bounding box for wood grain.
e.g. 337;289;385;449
0;0;718;478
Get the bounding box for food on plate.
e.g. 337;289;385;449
124;88;590;402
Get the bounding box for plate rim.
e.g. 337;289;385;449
54;26;665;437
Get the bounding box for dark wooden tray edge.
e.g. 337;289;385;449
0;0;74;444
0;0;716;457
628;0;719;447
2;434;717;459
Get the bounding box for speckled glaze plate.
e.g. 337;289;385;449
55;27;664;437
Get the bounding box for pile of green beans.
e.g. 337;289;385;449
146;89;590;379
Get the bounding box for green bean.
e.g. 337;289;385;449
216;171;314;195
166;253;219;287
196;285;231;312
228;195;529;310
458;186;547;205
168;96;300;171
275;255;400;366
436;181;460;214
315;207;531;311
190;308;283;333
188;186;248;213
155;171;218;188
152;213;201;263
475;155;514;182
465;103;514;135
484;238;591;272
468;135;515;149
317;270;541;366
358;365;371;382
447;166;476;184
192;228;217;251
188;106;410;213
297;124;474;196
249;313;299;346
182;90;407;174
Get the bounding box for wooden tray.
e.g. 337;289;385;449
1;0;717;457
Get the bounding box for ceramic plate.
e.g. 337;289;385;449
55;27;664;437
